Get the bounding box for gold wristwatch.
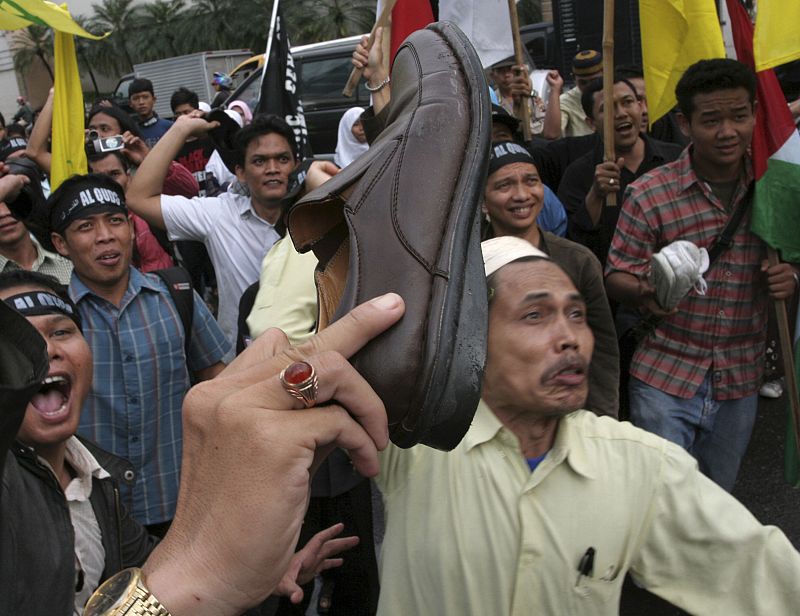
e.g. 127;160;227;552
83;568;171;616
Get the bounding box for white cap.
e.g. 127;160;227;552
198;101;212;113
481;236;548;277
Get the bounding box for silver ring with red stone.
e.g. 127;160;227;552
280;361;319;408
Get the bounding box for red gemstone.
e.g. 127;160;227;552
284;361;313;385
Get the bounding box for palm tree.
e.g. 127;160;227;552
136;0;188;60
11;25;54;82
184;0;238;51
89;0;141;72
285;0;375;45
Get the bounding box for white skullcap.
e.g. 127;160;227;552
482;236;549;277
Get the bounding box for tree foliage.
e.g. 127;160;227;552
70;0;376;78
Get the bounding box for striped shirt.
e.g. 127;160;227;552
606;148;765;400
71;267;230;524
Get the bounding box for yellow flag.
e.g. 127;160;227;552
640;0;725;124
0;0;104;38
753;0;800;71
50;29;87;190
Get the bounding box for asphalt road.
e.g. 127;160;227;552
620;395;800;615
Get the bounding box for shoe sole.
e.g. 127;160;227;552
289;22;490;450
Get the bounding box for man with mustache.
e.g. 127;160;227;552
372;236;800;615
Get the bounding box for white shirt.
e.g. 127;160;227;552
38;437;109;615
161;191;281;354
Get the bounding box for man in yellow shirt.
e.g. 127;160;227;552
374;236;800;615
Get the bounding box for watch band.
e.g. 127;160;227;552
116;585;171;616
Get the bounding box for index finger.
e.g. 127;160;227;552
217;292;405;385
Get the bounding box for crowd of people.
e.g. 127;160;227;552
1;19;800;616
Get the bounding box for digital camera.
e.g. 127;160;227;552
85;131;125;155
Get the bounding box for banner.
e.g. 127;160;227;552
639;0;725;123
0;0;104;38
439;0;514;69
50;28;87;189
255;0;311;159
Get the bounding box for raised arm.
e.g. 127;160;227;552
127;112;217;229
25;88;54;174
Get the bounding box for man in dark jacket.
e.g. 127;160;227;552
0;269;156;615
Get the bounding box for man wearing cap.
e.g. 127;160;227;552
489;57;549;138
372;236;800;615
490;105;567;238
47;173;230;533
544;50;603;138
482;141;618;416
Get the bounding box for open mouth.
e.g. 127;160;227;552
546;360;588;387
30;375;72;419
616;121;634;134
97;251;121;265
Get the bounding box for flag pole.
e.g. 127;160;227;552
258;0;281;104
343;0;399;97
602;0;616;206
506;0;532;142
767;247;800;454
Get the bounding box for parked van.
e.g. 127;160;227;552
226;34;370;156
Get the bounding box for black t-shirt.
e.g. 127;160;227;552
557;134;684;267
175;138;216;196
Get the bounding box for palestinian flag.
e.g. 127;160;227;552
726;0;800;485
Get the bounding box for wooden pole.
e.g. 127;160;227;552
507;0;532;142
342;0;399;97
767;247;800;455
602;0;617;206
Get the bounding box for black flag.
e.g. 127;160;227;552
256;1;312;159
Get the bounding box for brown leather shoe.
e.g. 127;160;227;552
288;22;490;450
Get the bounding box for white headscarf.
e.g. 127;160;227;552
334;107;368;168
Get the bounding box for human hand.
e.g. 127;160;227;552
0;162;30;204
353;27;387;86
509;64;532;99
141;293;405;616
592;158;624;197
545;70;564;95
121;131;150;166
762;260;798;300
172;110;219;140
638;279;678;318
305;160;340;192
275;523;359;604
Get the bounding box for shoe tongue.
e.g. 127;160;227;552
30;389;65;414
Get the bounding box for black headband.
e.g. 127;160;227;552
488;141;536;177
3;291;82;330
50;183;126;234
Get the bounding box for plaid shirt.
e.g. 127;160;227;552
71;267;230;524
0;237;73;285
606;148;766;400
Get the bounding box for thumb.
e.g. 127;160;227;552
373;26;384;48
761;259;770;272
616;157;625;169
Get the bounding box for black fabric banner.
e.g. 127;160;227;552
256;2;312;160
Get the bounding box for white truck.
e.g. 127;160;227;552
112;49;253;118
